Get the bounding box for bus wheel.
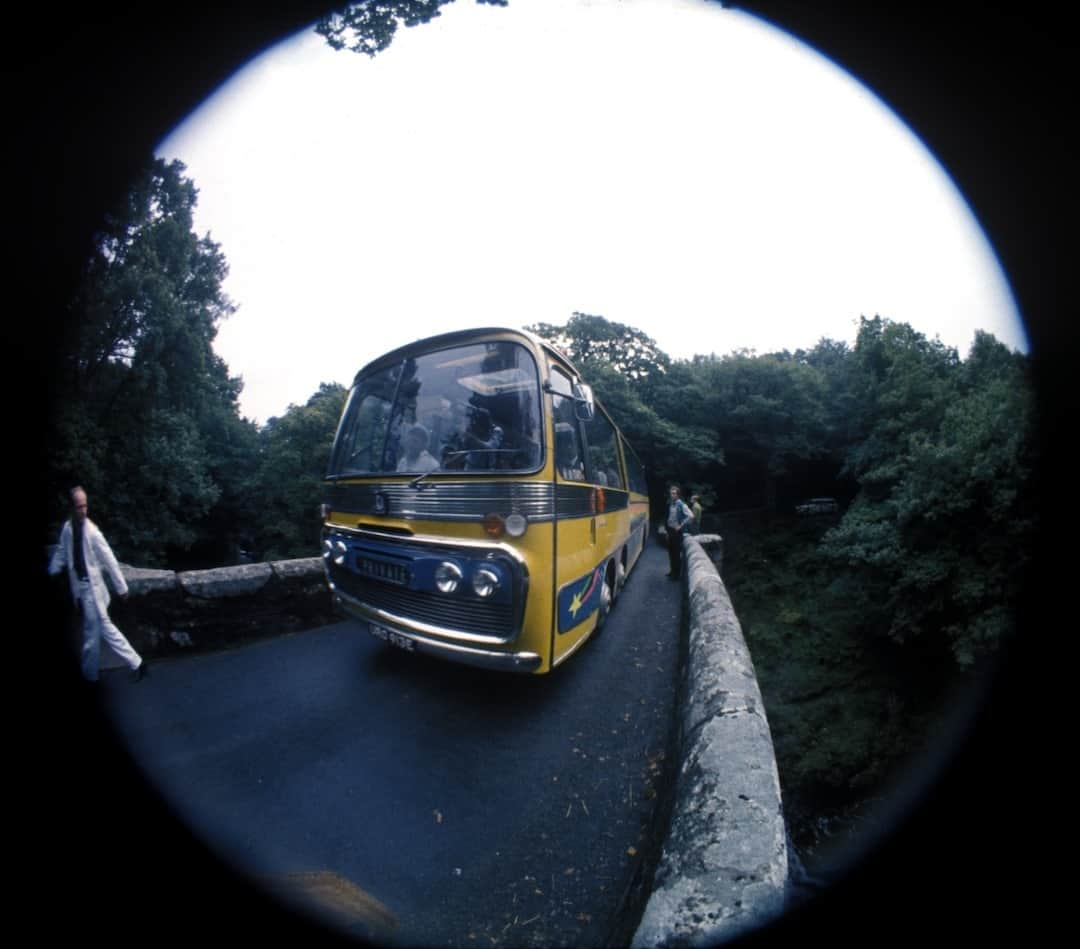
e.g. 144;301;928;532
614;553;626;600
596;563;615;632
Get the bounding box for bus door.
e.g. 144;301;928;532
582;407;630;594
550;367;606;665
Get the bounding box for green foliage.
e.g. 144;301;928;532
721;510;959;852
533;310;1035;674
244;383;349;562
47;157;248;566
841;316;960;491
316;0;507;57
820;318;1037;668
528;312;671;381
689;351;831;508
527;314;718;499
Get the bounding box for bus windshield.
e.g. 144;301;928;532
328;340;543;478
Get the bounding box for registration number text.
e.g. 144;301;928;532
369;623;415;652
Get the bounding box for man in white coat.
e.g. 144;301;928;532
49;486;146;682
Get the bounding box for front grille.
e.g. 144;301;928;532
325;480;555;521
332;568;514;639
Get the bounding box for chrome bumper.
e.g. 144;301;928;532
333;591;542;674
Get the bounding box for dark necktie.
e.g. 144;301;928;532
72;519;89;581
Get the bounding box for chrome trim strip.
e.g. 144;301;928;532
334;588;512;646
328;525;530;567
325;481;556;522
335;592;542;673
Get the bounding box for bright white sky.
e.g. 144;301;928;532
157;0;1026;426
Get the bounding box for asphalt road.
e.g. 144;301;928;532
97;540;683;947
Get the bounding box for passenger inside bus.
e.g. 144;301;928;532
436;401;497;470
555;423;585;481
432;398;540;472
396;423;440;474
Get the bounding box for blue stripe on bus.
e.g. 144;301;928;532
556;564;604;634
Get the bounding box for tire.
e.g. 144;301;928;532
595;562;615;633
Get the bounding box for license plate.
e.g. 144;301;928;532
369;622;415;652
356;556;409;586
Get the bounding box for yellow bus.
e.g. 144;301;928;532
321;326;650;674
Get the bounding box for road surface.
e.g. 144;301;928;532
98;541;683;946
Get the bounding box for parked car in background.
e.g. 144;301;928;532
795;497;839;515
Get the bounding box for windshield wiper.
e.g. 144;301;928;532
409;470;438;489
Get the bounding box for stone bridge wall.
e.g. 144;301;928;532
48;553;337;658
633;532;789;946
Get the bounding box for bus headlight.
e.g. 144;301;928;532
435;561;463;594
323;536;347;565
472;566;500;598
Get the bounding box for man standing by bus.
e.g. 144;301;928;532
49;486;147;682
664;485;693;580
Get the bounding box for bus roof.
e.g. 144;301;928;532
350;325;585;385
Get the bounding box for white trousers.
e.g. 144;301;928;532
78;584;141;681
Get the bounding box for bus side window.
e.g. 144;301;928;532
554;417;585;481
584;409;625;489
620;435;645;494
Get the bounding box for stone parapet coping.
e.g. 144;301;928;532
46;547;334;658
632;534;788;947
120;557;325;598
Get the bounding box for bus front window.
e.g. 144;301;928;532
328;341;543;478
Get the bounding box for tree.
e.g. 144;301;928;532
527;313;718;505
316;0;507;57
679;351;830;511
244;383;349;562
819;320;1036;668
47;157;251;566
583;359;719;498
840;315;960;498
527;312;671;381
